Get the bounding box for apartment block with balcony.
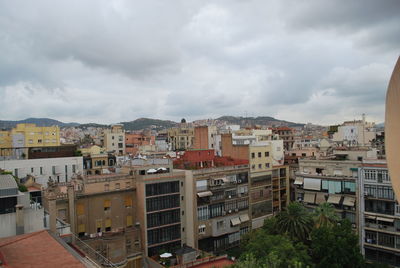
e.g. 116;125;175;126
191;165;251;254
132;159;189;258
295;157;360;229
359;160;400;267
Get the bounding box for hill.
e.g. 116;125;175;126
120;118;178;131
216;116;304;127
0;118;79;129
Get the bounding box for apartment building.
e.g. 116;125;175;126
43;173;142;267
358;160;400;266
125;132;155;156
168;125;194;151
295;152;364;229
220;133;290;229
81;145;116;175
125;158;190;257
191;165;251;254
1;156;83;185
0;124;60;158
193;126;218;152
103;124;125;156
272;127;295;152
332;116;376;147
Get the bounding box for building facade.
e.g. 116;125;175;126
358;160;400;266
103;125;125;156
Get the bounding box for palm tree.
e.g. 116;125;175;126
276;202;313;242
313;202;339;228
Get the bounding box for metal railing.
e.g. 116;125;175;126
72;233;118;268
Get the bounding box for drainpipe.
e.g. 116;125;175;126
15;204;24;235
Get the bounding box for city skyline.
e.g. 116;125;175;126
1;0;398;125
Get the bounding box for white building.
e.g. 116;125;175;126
0;157;83;185
333;116;376;146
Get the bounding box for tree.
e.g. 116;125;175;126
275;202;313;242
310;220;364;268
313;202;339;228
240;229;311;268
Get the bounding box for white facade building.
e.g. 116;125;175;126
1;156;83;185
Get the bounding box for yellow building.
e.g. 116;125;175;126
12;124;60;147
0;131;13;156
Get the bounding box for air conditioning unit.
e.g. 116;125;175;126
228;195;232;199
238;179;242;183
228;210;232;213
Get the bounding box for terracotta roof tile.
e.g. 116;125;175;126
0;230;86;268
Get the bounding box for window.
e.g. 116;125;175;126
126;215;133;227
105;218;112;232
115;183;120;190
198;225;206;234
258;164;262;169
251;153;255;159
112;136;114;140
125;196;133;208
104;200;111;211
38;139;42;143
40;167;43;175
258;152;262;158
147;209;180;228
197;206;209;221
78;224;85;237
72;165;76;173
31;167;34;173
265;152;269;157
126;182;130;188
251;165;255;170
96;220;102;233
104;184;109;191
265;163;270;168
28;139;33;144
217;220;225;230
77;204;84;216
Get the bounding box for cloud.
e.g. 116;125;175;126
0;0;397;125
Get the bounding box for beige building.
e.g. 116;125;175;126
168;125;194;151
43;173;142;267
333;116;376;147
103;124;125;156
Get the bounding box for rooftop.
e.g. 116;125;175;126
0;174;18;190
0;230;86;268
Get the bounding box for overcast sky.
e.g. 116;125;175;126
0;0;399;125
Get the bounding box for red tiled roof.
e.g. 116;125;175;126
191;258;234;268
0;230;86;268
27;186;41;192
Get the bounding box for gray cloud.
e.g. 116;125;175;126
0;0;398;125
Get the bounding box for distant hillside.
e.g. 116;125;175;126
0;118;79;129
216;116;304;127
120;118;178;131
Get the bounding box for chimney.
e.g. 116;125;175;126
47;194;57;234
15;204;24;235
68;184;76;242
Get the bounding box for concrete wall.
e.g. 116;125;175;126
0;207;45;238
1;157;83;185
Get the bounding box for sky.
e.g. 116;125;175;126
0;0;399;125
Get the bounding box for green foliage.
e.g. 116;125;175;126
275;202;313;242
234;203;370;268
313;202;339;228
310;220;364;268
239;228;311;268
18;184;28;192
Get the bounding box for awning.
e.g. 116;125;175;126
231;217;241;226
315;193;327;204
303;192;316;204
327;195;342;205
221;177;230;183
198;224;206;229
303;178;321;191
239;214;250;223
197;191;213;197
377;217;394;223
365;215;376;220
342;196;355;207
294;177;304;185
